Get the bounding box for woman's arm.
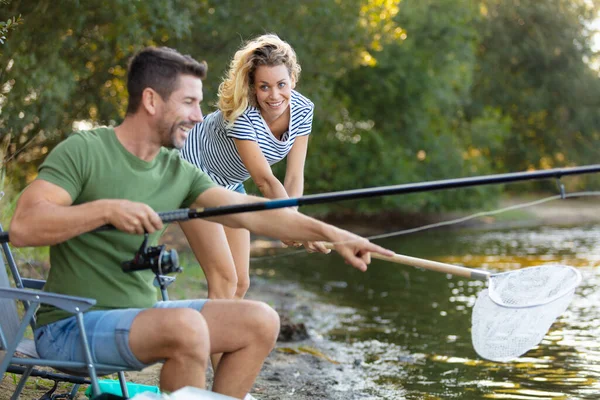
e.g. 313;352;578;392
283;134;309;198
234;138;288;199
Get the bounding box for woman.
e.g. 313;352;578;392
180;34;327;300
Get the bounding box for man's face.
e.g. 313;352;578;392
158;74;204;149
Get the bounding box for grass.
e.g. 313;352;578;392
1;372;105;400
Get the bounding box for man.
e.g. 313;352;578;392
9;47;393;399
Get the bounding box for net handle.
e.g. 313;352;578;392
324;243;490;281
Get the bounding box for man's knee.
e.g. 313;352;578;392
167;309;211;361
251;302;280;346
130;308;211;367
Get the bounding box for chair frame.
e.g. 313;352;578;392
0;226;133;399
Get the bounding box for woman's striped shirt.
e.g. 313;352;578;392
180;90;314;190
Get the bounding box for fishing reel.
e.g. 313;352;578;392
122;233;182;276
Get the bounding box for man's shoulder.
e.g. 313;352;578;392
161;147;201;172
166;149;216;189
62;127;114;146
48;127;113;157
160;146;184;161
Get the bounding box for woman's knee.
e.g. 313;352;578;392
205;268;238;299
234;276;250;299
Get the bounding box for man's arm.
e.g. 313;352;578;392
9;180;163;247
191;187;393;271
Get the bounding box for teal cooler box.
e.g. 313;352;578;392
85;379;160;398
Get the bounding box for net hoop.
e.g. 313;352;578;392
471;264;581;362
487;265;581;308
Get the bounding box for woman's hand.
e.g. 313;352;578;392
302;241;332;254
282;240;332;254
281;239;302;248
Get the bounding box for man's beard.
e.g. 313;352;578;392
159;121;186;149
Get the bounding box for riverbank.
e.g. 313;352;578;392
1;194;598;399
244;194;600;399
103;194;600;399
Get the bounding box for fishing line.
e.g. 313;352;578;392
368;190;600;240
249;190;600;262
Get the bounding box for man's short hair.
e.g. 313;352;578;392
126;47;208;114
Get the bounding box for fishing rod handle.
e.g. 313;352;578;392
324;243;489;280
158;209;192;223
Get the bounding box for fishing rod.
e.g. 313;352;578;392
2;164;600;244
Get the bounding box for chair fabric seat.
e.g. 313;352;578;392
16;338;37;358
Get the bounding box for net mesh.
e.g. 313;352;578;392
471;265;581;362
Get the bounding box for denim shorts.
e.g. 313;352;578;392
231;183;246;194
34;299;208;372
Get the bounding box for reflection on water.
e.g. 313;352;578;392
257;224;600;399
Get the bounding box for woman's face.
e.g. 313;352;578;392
253;64;294;122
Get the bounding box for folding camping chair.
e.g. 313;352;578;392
0;225;176;399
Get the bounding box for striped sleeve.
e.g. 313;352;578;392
180;122;202;167
295;105;314;137
226;113;258;141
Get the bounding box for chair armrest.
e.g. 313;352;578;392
21;279;45;290
0;287;96;313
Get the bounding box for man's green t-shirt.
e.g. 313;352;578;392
35;127;217;326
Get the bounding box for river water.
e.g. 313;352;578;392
258;223;600;399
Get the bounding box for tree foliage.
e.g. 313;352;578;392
471;0;600;172
331;0;510;211
1;0;599;213
0;14;21;46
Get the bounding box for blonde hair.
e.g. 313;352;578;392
218;34;301;123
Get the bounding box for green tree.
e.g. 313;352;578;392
0;0;22;195
0;14;20;46
0;0;21;47
2;0;598;215
470;0;600;171
331;0;510;212
0;0;205;183
0;0;384;192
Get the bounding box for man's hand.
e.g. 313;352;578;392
330;233;394;272
105;200;163;235
10;180;165;247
